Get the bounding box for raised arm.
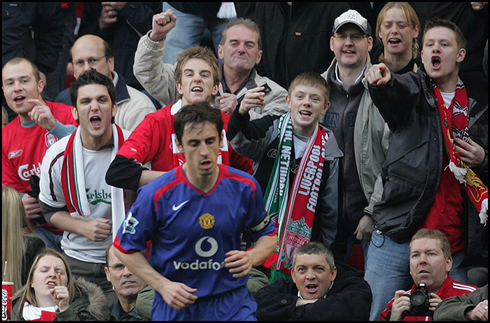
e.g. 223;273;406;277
133;10;179;106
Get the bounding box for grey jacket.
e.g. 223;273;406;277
133;32;289;119
433;284;488;321
321;58;390;216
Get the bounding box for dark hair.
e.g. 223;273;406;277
423;18;467;49
70;68;116;108
220;18;263;50
105;243;144;267
2;57;41;82
173;103;223;144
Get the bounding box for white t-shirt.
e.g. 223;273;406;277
39;136;121;263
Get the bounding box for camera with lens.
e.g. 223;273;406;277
404;283;433;317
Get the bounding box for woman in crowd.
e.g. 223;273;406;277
372;2;421;74
2;185;45;294
12;249;110;321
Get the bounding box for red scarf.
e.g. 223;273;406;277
61;124;125;216
432;79;488;225
261;112;328;282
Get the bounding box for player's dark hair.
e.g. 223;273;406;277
70;68;116;108
174;103;223;143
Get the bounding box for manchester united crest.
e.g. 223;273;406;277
199;213;215;229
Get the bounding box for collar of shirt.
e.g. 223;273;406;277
220;64;257;96
334;62;367;85
97;132;115;151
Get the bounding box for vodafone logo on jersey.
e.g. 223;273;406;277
8;149;23;159
18;163;42;181
173;236;225;271
45;132;58;147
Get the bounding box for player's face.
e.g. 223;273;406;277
421;27;465;85
2;61;44;119
73;84;117;149
30;255;68;301
218;24;263;73
292;253;336;300
177;121;223;180
287;84;329;137
105;247;146;298
409;238;452;292
176;58;219;106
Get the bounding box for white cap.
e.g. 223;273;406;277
332;9;372;36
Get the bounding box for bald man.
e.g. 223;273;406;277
54;34;156;132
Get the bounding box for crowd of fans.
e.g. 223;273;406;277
2;2;488;321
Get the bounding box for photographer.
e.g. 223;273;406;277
381;229;477;321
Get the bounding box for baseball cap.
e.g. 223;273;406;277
332;9;372;36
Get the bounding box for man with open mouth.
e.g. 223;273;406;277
254;241;372;321
2;56;78;253
38;69;132;306
113;103;277;321
106;9;253;193
365;18;487;321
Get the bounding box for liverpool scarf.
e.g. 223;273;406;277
61;124;127;240
261;112;328;283
432;78;488;225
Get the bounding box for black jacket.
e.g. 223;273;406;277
253;262;372;321
78;2;161;91
2;2;64;75
463;103;488;268
254;2;350;89
369;68;479;243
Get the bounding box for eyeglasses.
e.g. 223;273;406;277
73;55;106;68
108;263;126;272
333;34;367;43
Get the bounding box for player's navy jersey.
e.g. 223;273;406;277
114;164;274;298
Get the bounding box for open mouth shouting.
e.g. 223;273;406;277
431;56;442;70
90;115;102;129
305;283;319;295
191;86;203;93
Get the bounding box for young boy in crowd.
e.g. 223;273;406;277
227;71;343;284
